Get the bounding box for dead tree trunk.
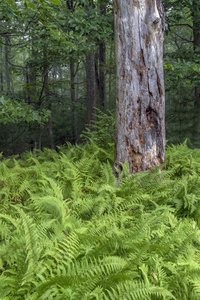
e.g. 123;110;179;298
113;0;166;175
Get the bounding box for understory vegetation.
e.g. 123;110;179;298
0;130;200;300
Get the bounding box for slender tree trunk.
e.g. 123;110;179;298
76;64;79;102
48;115;55;150
109;42;113;107
28;39;37;104
193;0;200;144
40;46;55;150
113;0;165;175
5;35;10;93
70;56;78;143
99;40;106;109
59;66;64;96
98;2;107;109
85;0;96;127
26;66;30;101
86;52;96;127
0;45;3;93
94;2;106;110
44;54;55;150
39;125;42;150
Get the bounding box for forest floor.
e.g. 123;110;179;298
0;141;200;299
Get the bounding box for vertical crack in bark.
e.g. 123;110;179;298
156;69;163;96
140;48;145;67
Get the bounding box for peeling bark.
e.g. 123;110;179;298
113;0;165;175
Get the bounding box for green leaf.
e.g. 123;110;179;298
49;0;60;5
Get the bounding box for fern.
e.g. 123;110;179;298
105;280;176;300
1;141;200;299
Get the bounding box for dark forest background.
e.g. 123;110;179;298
0;0;200;156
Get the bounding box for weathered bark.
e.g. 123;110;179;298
86;51;96;127
113;0;165;175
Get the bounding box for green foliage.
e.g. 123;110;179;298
0;141;200;299
81;109;115;148
0;96;50;124
0;0;115;155
163;0;200;147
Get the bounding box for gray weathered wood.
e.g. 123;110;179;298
113;0;165;175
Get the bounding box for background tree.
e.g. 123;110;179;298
0;0;114;154
163;0;200;147
1;0;200;157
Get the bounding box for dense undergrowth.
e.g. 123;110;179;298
1;115;200;299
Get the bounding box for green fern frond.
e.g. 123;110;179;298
14;206;41;273
105;280;176;300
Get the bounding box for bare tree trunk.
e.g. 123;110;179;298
59;66;64;96
0;45;3;93
94;3;106;110
76;64;79;102
86;51;96;127
28;39;37;104
39;125;42;150
108;42;113;107
99;40;106;109
44;51;55;150
48;115;55;150
5;35;10;93
113;0;165;175
193;0;200;144
85;0;96;127
98;1;107;109
39;46;55;150
70;56;78;143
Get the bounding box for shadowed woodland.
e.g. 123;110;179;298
0;0;200;154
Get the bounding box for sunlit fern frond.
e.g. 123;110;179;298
14;206;41;272
104;280;176;300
